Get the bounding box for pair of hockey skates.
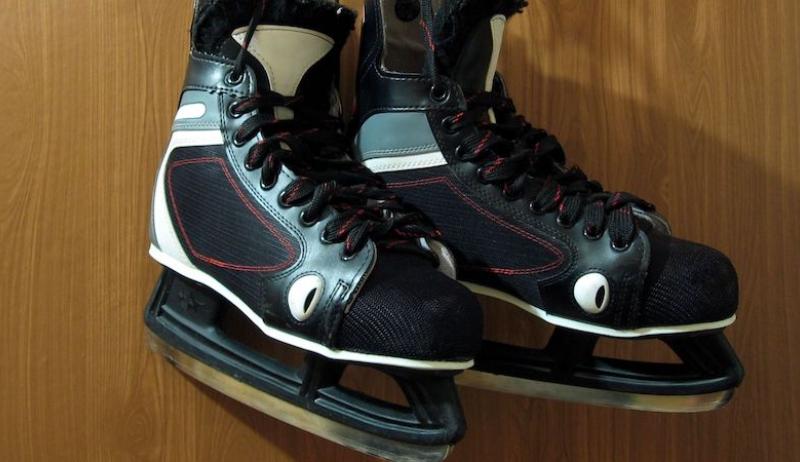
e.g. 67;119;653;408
144;0;744;460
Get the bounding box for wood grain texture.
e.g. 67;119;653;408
1;0;797;460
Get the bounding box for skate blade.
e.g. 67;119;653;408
457;370;734;413
147;331;453;462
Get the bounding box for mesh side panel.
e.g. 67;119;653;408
168;156;298;272
337;252;483;361
383;169;563;306
386;173;563;275
640;234;738;326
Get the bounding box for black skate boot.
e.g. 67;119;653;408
352;0;743;412
145;1;483;459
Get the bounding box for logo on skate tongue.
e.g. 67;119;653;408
573;273;610;314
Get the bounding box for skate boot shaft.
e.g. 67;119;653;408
149;0;482;365
353;0;743;411
145;1;485;456
354;0;739;334
150;0;369;354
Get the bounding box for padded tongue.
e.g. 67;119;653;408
200;1;356;119
232;25;336;120
450;15;506;93
232;25;334;98
433;0;526;91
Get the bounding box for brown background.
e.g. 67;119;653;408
1;0;798;460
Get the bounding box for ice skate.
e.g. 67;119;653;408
352;0;743;412
144;1;483;459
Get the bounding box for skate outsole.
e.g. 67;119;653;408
147;331;454;461
150;245;473;370
462;281;737;338
456;370;735;413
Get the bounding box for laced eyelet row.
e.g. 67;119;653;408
219;47;435;263
432;86;643;254
266;180;359;260
229;106;360;261
526;200;630;250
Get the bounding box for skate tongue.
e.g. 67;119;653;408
224;1;356;120
433;0;526;93
232;26;335;120
448;14;506;94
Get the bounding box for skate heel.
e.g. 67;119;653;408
144;269;228;369
146;268;224;328
393;372;468;443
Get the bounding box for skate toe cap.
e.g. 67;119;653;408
337;252;483;363
641;235;739;326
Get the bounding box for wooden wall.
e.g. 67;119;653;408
1;0;798;460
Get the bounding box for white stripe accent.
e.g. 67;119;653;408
363;151;447;173
461;281;736;338
152;130;225;268
174;103;207;120
150;245;473;371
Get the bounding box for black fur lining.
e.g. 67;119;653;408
433;0;527;69
194;0;356;53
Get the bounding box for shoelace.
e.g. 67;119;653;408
418;0;453;102
414;2;648;249
226;1;440;258
446;91;655;249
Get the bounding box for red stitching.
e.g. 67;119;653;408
336;211;362;239
284;181;304;202
475;131;492;154
388;176;564;275
419;18;436;51
483;158;503;175
167;157;298;272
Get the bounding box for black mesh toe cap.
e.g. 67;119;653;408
337;252;483;362
640;233;739;327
